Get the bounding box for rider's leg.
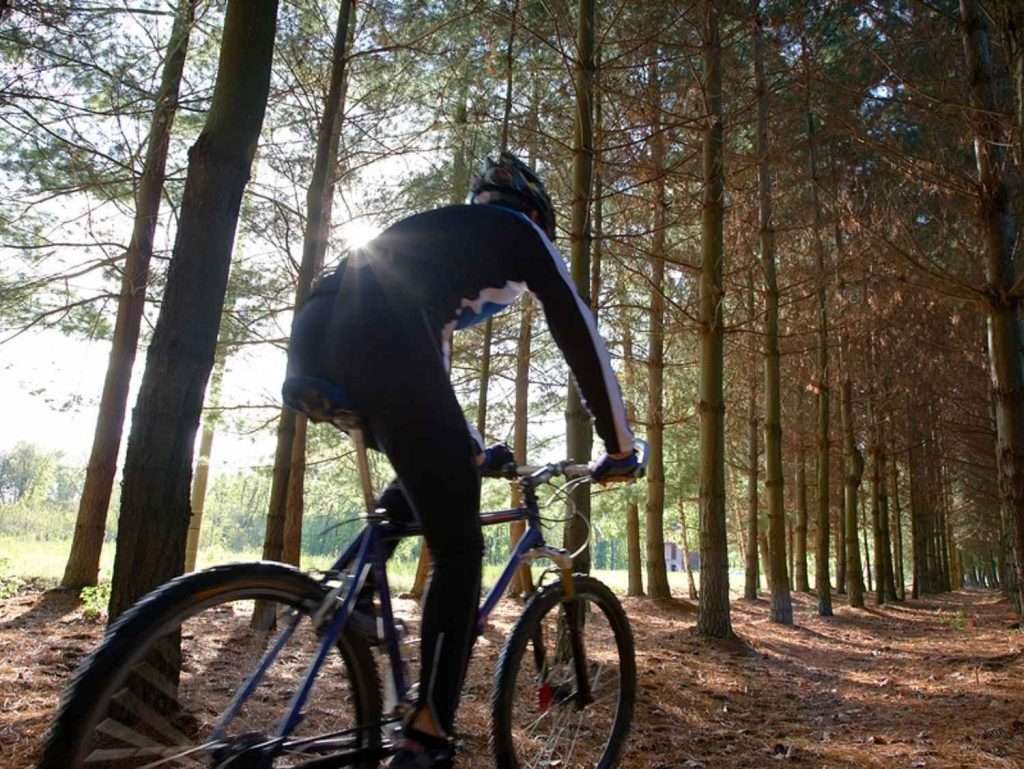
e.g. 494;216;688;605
325;301;484;740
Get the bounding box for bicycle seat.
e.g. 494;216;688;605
282;376;364;431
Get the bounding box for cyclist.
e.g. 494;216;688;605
287;152;639;768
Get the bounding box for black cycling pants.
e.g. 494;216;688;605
289;280;483;736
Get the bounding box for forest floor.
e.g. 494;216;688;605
1;584;1022;769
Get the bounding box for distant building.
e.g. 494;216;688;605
664;542;699;572
665;542;683;572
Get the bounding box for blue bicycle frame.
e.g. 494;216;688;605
214;468;582;764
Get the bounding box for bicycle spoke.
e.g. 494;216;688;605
495;577;634;769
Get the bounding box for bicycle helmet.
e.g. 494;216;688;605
469;151;556;239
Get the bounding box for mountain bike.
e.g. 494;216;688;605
39;376;641;769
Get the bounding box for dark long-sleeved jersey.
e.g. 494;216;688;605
313;204;633;454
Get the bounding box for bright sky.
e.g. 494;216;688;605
0;218;386;472
0;327;283;472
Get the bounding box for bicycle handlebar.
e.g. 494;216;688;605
483;439;649;487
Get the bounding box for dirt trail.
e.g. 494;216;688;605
1;587;1022;768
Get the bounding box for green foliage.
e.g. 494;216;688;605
0;443;84;544
0;557;24;599
79;582;110;621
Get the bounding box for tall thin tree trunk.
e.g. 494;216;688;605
960;0;1024;616
804;37;832;616
184;344;228;572
680;501;699;600
509;294;534;595
262;0;354;579
842;378;865;608
623;322;644;597
744;271;760;602
861;503;873;592
754;11;792;623
478;0;522;443
564;0;596;574
62;0;198;590
795;396;810;591
645;49;671;600
787;516;795;590
108;0;280;622
890;445;906;599
697;1;732;638
281;415;307;567
836;470;847;594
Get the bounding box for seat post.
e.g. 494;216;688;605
350;427;376;513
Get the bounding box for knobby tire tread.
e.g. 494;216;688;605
490;574;636;769
38;561;381;769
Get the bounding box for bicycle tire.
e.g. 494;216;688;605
38;561;382;769
491;574;636;769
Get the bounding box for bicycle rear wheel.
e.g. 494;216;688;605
491;575;636;769
39;562;382;769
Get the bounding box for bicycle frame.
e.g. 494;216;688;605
216;470;580;766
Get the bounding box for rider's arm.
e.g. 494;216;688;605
515;222;634;456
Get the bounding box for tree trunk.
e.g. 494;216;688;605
755;10;792;623
281;415;307;567
623;322;644;597
262;0;354;576
890;446;906;599
794;417;811;593
744;271;760;602
564;0;595;575
841;378;865;608
861;492;873;594
757;12;794;622
697;1;732;638
509;294;534;596
787;516;795;590
645;49;671;600
680;502;699;600
960;0;1024;616
804;38;832;616
184;346;227;572
836;472;847;594
61;0;198;590
479;0;522;445
107;0;280;623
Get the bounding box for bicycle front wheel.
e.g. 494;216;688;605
39;562;382;769
491;575;636;769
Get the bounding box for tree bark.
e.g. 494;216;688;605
263;0;354;574
805;49;832;615
564;0;596;575
478;0;522;444
697;1;732;638
836;469;847;594
744;270;760;602
890;445;906;599
645;48;671;600
862;494;873;593
754;11;792;623
960;0;1024;616
623;322;644;597
184;345;227;572
841;377;865;608
61;0;198;590
680;501;699;600
509;294;534;596
795;396;810;591
107;0;280;622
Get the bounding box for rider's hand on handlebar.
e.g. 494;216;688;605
479;442;516;474
590;449;643;484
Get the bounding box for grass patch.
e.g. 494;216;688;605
0;536;746;600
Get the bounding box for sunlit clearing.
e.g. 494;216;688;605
340;219;381;249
